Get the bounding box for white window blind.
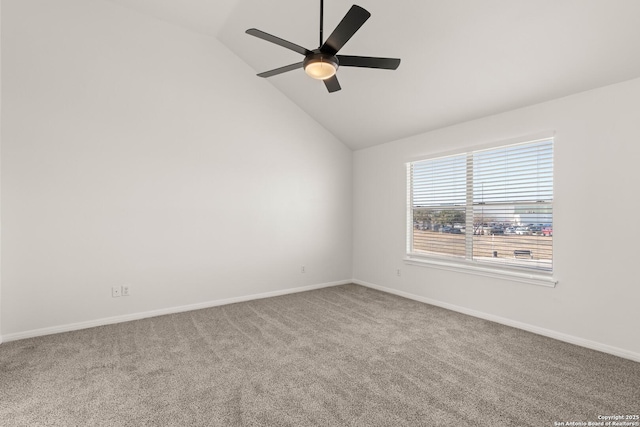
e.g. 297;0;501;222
409;138;554;273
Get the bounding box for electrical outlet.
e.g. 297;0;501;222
301;265;306;273
121;285;130;296
396;269;401;276
112;286;121;297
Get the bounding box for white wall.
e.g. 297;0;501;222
353;77;640;359
1;0;352;338
3;1;638;362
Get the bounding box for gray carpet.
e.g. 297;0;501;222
1;284;638;426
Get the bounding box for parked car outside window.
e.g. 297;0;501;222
529;226;543;235
515;227;532;235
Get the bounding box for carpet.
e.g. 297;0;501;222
1;284;638;426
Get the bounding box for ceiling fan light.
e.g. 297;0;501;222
304;59;337;80
303;53;339;80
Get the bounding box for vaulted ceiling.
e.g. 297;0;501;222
105;0;640;150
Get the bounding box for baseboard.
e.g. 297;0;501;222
1;280;351;343
353;279;640;363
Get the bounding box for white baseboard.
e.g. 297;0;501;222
7;278;639;363
352;279;640;363
1;280;350;343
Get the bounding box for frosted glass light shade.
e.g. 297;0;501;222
304;59;337;80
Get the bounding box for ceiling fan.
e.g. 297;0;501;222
245;0;401;93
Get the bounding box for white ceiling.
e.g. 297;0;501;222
106;0;640;150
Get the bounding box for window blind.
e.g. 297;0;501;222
409;138;554;272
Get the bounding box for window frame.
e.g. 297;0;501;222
405;133;558;287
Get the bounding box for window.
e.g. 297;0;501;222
408;137;554;277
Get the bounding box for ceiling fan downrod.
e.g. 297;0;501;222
320;0;324;46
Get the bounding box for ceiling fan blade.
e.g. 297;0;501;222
320;5;370;56
257;62;304;78
323;75;341;93
246;29;312;56
337;55;401;70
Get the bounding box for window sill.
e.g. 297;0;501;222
403;255;557;288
